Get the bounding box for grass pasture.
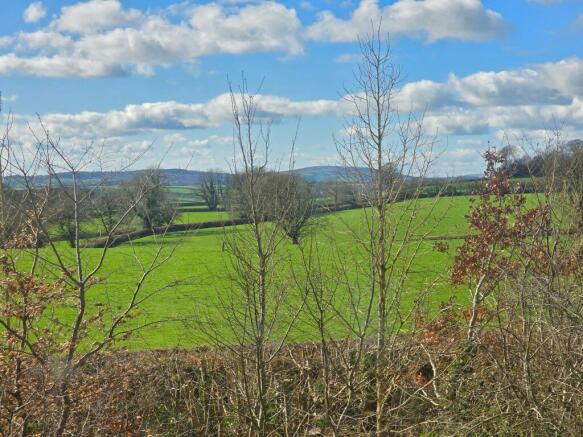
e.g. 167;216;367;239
20;195;488;350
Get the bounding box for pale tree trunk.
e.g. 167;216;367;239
336;24;437;436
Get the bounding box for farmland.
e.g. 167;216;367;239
3;4;582;431
21;194;481;349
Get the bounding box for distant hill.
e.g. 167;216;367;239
292;166;371;183
6;169;228;187
457;174;482;181
5;166;369;186
5;166;478;186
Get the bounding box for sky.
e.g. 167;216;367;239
1;0;583;176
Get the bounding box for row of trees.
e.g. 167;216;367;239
53;168;317;247
0;168;176;249
499;139;583;178
497;139;583;231
49;168;175;246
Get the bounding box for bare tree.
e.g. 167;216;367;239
90;186;125;234
560;139;583;232
126;167;175;230
0;119;178;436
200;169;225;211
336;26;439;435
274;172;316;245
228;170;316;244
46;187;91;247
200;78;305;436
0;114;29;248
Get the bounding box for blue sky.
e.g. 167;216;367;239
1;0;583;175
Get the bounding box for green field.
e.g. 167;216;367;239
22;195;488;350
175;209;230;223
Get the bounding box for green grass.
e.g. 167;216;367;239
51;207;231;239
167;185;204;203
17;195;497;350
176;210;230;223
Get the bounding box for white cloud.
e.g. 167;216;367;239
14;31;73;52
1;90;346;171
2;94;18;103
23;2;47;23
307;0;506;43
9;93;341;141
1;0;303;78
396;80;456;112
423;99;583;136
334;53;360;63
6;56;583;171
164;133;231;147
435;146;485;176
0;53;127;78
447;67;570;107
186;2;303;55
160;133;234;168
52;0;142;34
396;58;583;113
387;58;583;136
2;0;508;79
8;56;583;139
0;36;13;48
444;147;481;160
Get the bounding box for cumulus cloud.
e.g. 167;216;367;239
334;53;360;63
423;99;583;136
8;56;583;138
2;94;18;103
307;0;506;43
299;1;316;11
6;57;583;164
396;58;583;112
435;145;485;176
10;93;342;141
444;147;481;161
162;133;233;166
23;2;47;23
52;0;141;33
2;0;509;78
3;90;347;171
0;53;127;78
382;58;583;136
0;111;236;170
445;66;575;107
395;80;456;112
1;0;303;78
0;37;13;48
